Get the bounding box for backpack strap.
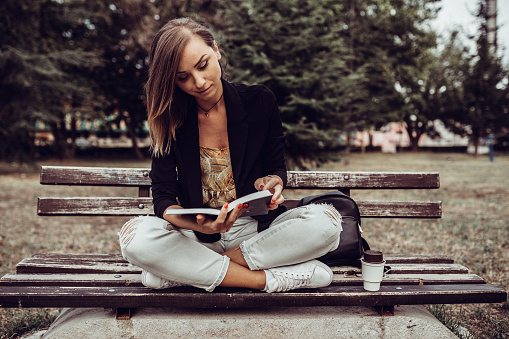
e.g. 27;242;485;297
362;237;370;251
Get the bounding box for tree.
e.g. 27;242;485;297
439;0;509;155
0;0;102;160
97;0;222;159
52;0;219;159
339;0;407;152
221;0;362;168
220;0;442;165
463;1;509;155
359;0;440;151
86;0;159;159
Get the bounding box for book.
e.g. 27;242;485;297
164;190;273;218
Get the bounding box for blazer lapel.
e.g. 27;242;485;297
176;81;249;207
223;81;249;189
176;103;203;208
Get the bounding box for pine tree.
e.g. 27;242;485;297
439;0;509;155
357;0;440;151
221;0;362;167
84;0;160;159
0;0;102;160
220;0;441;164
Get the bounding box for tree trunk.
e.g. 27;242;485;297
410;132;420;152
471;132;480;157
125;113;144;160
405;123;421;152
344;127;352;166
67;116;77;158
343;0;356;166
50;122;64;159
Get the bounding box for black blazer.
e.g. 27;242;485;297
150;80;287;242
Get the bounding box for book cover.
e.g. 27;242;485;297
164;190;273;217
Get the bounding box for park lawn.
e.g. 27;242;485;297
0;152;508;338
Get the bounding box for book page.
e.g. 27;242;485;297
164;190;273;217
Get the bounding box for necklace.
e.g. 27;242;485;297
197;92;224;117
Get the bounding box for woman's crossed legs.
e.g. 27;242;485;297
119;204;341;292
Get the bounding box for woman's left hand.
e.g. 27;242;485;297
254;175;284;210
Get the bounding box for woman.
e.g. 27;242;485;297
119;18;342;293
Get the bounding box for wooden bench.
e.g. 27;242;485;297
0;166;506;318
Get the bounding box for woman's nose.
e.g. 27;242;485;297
194;74;206;88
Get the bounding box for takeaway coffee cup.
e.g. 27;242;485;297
361;250;386;291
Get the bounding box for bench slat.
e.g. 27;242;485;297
0;273;486;287
331;274;486;285
332;264;469;275
24;253;455;264
287;171;440;189
38;197;442;218
37;197;153;216
284;200;442;218
16;257;134;274
15;260;468;276
40;166;439;189
28;253;128;262
0;284;505;308
40;166;151;187
15;253;456;274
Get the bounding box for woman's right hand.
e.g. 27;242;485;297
195;203;249;234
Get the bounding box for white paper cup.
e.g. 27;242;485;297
361;258;386;291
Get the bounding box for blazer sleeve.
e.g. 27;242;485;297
149;150;180;219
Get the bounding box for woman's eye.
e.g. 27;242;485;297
198;60;208;70
177;75;189;82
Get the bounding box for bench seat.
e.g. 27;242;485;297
0;166;506;316
0;253;505;309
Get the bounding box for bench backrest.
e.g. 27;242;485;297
37;166;441;219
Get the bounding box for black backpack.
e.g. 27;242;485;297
297;191;370;267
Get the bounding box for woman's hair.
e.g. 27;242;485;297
146;18;219;157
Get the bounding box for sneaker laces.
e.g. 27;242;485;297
271;271;313;292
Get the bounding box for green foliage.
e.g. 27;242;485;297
0;0;102;160
220;0;441;166
437;1;509;153
221;0;358;167
0;0;222;161
3;0;505;164
86;0;160;159
361;0;440;150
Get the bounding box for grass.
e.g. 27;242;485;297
427;305;474;339
0;309;59;339
0;152;508;338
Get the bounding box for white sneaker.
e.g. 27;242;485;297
141;270;184;289
265;260;333;293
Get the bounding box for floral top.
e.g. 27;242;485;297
200;146;236;208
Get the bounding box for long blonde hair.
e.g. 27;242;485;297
146;18;219;157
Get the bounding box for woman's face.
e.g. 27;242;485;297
175;35;222;103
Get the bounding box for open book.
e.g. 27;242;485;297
164;190;273;218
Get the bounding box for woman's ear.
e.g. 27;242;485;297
213;41;221;60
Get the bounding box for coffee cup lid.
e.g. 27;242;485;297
363;250;383;263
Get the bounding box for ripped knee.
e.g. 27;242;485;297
119;218;140;248
320;204;342;226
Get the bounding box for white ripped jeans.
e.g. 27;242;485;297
119;204;342;292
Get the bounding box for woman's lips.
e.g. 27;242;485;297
198;85;212;94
